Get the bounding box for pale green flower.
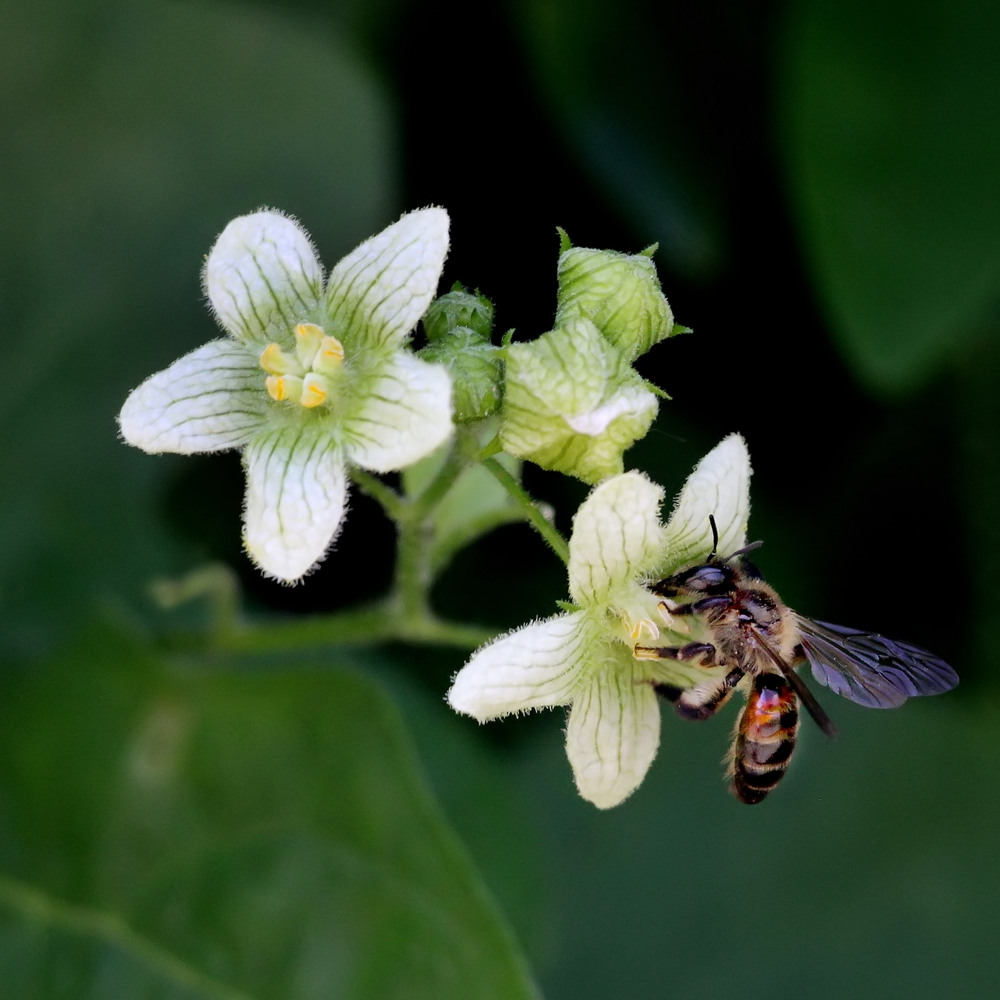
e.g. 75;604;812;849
119;208;453;582
500;317;659;484
448;434;750;808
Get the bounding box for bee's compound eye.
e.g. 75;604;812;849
681;565;730;592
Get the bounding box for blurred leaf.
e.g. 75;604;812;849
0;626;541;999
509;0;721;276
0;0;396;654
779;0;1000;394
456;692;990;1000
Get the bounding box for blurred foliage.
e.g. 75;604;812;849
3;0;999;996
0;627;539;998
779;0;1000;395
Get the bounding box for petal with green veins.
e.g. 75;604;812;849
568;472;666;605
659;433;752;575
447;611;591;720
204;210;324;347
501;319;658;484
325;207;450;350
242;424;348;582
343;353;453;473
565;651;661;809
118;339;265;454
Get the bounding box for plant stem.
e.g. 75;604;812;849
206;603;493;655
409;428;474;517
481;457;570;565
351;469;403;519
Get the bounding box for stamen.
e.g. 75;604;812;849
313;335;345;375
266;374;304;403
294;322;325;369
657;600;689;632
630;617;659;641
260;343;301;376
300;373;329;408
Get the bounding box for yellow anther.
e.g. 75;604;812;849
265;374;304;403
630;617;659;642
313;335;345;375
300;373;329;408
260;342;301;376
657;600;690;632
294;322;325;369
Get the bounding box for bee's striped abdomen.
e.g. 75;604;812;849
731;673;798;804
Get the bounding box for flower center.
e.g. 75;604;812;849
259;322;344;408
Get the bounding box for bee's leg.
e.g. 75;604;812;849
638;641;716;663
672;667;746;722
636;641;717;703
657;595;732;617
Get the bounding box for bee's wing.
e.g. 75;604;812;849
794;615;959;709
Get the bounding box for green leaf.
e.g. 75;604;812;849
0;627;541;1000
779;0;1000;394
0;0;395;652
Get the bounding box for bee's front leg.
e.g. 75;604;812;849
634;641;717;667
635;640;718;705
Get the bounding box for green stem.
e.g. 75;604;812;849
351;469;404;520
149;563;241;636
204;603;493;655
393;504;433;623
409;428;474;517
481;457;570;565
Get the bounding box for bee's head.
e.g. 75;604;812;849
661;561;736;597
651;515;763;597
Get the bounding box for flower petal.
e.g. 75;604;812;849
204;210;324;347
448;611;591;721
568;472;666;605
118;340;265;454
565;652;661;809
325;207;449;350
500;319;658;485
242;424;348;582
659;433;751;575
343;352;453;472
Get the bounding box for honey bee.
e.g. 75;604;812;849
638;517;958;804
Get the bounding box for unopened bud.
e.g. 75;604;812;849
555;244;676;362
423;286;495;343
421;329;502;421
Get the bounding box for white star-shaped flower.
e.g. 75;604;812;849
447;434;750;808
119;208;454;582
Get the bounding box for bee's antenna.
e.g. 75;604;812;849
731;540;765;559
709;513;763;562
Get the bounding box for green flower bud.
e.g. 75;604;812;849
423;286;495;343
421;329;502;421
555;244;676;362
500;317;658;484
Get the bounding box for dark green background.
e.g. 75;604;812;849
2;0;997;996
